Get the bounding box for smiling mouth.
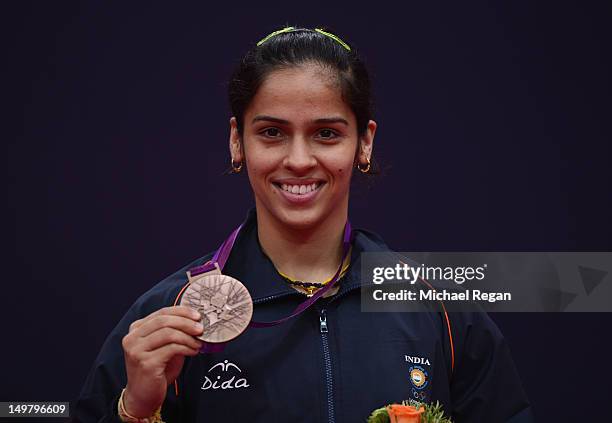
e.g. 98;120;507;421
273;182;325;195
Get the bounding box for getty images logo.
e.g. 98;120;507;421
405;355;431;366
201;359;250;391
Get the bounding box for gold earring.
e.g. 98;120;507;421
231;158;243;173
357;156;371;173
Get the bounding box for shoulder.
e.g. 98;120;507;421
124;252;215;320
353;227;390;252
85;253;216;367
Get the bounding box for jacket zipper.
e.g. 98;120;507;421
318;307;335;423
253;289;352;422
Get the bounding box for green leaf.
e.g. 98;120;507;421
366;406;390;423
420;401;453;423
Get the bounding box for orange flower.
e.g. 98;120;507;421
386;404;425;423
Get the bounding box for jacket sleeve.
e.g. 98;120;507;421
449;312;535;423
72;286;184;423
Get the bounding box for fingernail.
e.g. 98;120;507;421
195;322;204;331
192;311;201;319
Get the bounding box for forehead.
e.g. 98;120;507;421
245;64;355;124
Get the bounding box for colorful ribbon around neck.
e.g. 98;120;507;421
186;220;353;352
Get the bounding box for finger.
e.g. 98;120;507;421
147;306;201;322
129;319;144;333
151;343;201;364
140;327;203;352
130;306;201;331
134;315;204;339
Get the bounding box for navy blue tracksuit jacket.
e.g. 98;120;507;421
74;210;534;422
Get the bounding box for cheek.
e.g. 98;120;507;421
245;153;284;196
338;164;353;181
244;148;276;176
327;155;355;177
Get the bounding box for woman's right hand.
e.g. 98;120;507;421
121;306;204;418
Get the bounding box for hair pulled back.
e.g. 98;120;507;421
228;27;373;137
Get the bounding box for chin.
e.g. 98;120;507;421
276;207;326;229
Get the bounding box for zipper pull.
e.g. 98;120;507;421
319;309;328;333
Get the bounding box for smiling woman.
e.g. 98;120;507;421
230;63;376;283
232;64;370;226
74;27;534;423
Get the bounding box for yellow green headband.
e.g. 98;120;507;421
256;27;351;52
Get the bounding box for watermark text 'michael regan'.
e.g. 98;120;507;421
373;289;512;303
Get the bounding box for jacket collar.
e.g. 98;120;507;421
222;208;392;302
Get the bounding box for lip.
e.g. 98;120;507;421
272;180;326;205
273;178;323;185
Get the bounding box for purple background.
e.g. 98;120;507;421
4;1;611;421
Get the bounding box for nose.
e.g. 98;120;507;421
282;136;317;174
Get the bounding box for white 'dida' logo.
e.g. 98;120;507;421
201;359;250;391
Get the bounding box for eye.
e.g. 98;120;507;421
316;128;339;140
260;127;282;138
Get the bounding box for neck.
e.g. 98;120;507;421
256;207;348;282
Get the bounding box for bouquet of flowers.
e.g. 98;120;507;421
367;400;452;423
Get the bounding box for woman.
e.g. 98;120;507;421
74;27;533;422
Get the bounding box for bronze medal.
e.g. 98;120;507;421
180;268;253;343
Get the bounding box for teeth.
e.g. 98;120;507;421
279;183;320;195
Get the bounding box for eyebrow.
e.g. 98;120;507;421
251;115;349;126
314;117;349;126
252;115;289;125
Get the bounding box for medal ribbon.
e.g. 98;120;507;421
186;220;353;351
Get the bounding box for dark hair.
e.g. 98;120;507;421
228;27;373;137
